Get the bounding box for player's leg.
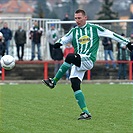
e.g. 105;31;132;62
71;77;91;120
53;53;81;83
69;57;93;120
42;53;81;88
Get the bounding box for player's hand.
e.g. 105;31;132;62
54;43;62;49
126;42;133;52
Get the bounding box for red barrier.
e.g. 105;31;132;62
1;68;5;80
1;60;133;80
44;62;48;80
129;61;132;80
87;70;91;80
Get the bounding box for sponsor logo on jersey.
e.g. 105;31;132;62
78;35;90;45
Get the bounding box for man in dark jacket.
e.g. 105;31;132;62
117;34;129;79
62;13;72;34
29;21;43;61
0;22;12;55
14;25;26;61
102;37;116;69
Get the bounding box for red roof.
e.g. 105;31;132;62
1;0;34;13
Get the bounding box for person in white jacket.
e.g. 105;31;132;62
47;24;59;60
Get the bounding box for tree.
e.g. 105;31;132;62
69;0;79;19
33;0;50;18
97;0;118;20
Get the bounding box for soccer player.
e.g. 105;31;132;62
42;9;133;120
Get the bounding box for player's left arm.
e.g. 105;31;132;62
96;24;132;52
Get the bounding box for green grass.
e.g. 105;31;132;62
0;83;132;133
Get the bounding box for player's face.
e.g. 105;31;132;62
74;12;87;27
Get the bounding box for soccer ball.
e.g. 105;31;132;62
1;55;15;70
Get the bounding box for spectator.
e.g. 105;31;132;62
14;25;26;61
0;22;12;55
0;32;5;74
63;43;74;80
29;21;43;61
117;33;130;79
47;24;59;60
62;13;72;34
102;37;116;69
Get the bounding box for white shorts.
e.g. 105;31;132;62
69;54;93;81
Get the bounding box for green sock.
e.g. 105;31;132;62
53;62;71;84
74;90;90;114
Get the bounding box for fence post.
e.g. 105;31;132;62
44;62;48;80
129;61;132;80
87;70;91;80
1;68;5;80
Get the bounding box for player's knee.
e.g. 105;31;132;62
70;77;81;92
65;53;81;67
65;53;75;64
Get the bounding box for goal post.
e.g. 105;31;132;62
45;19;133;60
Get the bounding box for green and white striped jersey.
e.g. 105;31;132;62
57;23;130;63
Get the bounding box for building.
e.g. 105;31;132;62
0;0;34;18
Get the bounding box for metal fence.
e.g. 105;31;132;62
0;17;60;60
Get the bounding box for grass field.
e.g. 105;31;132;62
0;83;132;133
